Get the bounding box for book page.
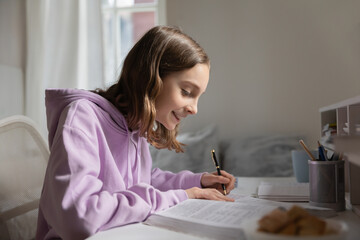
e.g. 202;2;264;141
152;198;277;228
148;195;337;227
145;196;337;240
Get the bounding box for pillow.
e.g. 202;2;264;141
220;135;303;177
150;125;219;173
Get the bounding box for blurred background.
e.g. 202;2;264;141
1;0;360;149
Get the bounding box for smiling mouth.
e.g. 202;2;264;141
172;111;181;122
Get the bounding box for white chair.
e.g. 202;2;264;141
0;115;49;240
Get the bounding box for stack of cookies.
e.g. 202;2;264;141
257;205;329;236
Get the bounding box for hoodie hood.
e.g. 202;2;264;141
45;88;128;147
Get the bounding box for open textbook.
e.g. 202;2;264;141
144;195;336;240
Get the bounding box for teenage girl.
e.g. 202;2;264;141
36;26;236;239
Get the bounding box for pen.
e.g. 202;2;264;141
317;141;328;161
211;149;227;195
299;140;317;161
318;145;326;161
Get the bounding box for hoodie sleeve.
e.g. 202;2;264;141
40;125;188;239
151;168;204;191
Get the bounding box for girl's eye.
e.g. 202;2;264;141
181;89;191;96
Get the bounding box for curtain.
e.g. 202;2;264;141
25;0;103;138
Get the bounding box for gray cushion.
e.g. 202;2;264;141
220;135;303;177
150;125;219;173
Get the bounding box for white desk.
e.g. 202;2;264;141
87;177;360;240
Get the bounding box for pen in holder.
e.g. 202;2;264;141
308;160;345;211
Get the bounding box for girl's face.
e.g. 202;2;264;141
155;63;210;130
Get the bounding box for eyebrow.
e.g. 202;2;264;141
183;80;201;91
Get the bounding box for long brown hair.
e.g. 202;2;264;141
95;26;209;152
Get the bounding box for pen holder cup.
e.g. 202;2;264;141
308;160;345;211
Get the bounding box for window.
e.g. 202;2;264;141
101;0;166;87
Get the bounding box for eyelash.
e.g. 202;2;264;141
181;89;191;96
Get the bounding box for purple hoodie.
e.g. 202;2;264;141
36;89;203;239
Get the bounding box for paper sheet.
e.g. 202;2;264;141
152;197;277;228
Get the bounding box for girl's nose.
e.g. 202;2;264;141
186;103;198;115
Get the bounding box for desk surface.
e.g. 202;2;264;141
87;177;360;240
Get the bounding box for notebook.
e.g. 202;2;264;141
257;181;309;202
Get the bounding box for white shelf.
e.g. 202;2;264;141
319;95;360;147
320;96;360;217
319;95;360;112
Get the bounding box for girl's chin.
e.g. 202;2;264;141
164;124;176;131
161;121;178;131
156;117;179;130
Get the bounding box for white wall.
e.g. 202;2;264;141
1;0;360;149
167;0;360;149
0;0;26;119
0;0;26;69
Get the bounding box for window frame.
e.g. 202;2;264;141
101;0;167;87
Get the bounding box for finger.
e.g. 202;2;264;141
213;191;234;202
219;170;236;190
229;175;236;189
225;176;236;192
212;174;231;184
219;170;234;181
223;196;235;202
214;189;234;201
201;188;229;201
203;175;229;188
207;177;230;194
213;185;228;196
219;170;234;180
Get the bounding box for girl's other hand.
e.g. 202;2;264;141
185;187;234;202
200;171;236;194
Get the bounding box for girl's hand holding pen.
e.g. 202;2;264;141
185;171;236;202
201;171;236;194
